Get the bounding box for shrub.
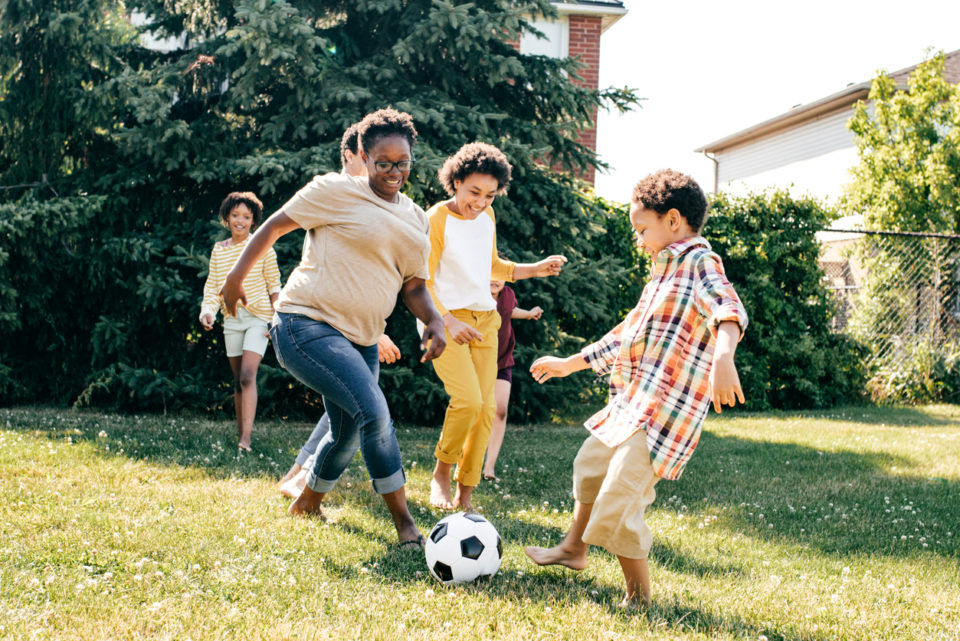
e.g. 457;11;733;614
705;191;868;410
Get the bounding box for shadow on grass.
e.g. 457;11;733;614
732;404;960;427
4;406;959;563
4;405;959;639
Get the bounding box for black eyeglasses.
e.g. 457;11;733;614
373;160;414;172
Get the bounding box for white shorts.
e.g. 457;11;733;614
223;307;270;357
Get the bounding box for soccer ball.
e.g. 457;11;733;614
425;512;502;584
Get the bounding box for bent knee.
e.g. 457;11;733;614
450;395;484;415
238;370;257;389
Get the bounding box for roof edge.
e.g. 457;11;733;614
552;2;627;32
694;82;871;153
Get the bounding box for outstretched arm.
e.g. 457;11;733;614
400;277;446;362
512;305;543;320
220;212;300;316
512;255;567;281
530;353;589;384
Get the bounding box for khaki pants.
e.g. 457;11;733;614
574;430;659;559
431;309;500;487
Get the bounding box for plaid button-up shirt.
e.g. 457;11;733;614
580;236;747;480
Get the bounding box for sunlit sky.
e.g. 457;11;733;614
593;0;960;203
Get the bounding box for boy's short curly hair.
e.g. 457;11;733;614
357;108;417;154
632;169;708;231
339;122;361;167
219;191;263;228
437;142;512;195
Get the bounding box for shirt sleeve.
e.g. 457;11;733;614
580;317;628;377
407;204;430;282
262;247;282;295
503;286;518;317
199;244;223;321
693;251;748;339
424;208;449;317
489;209;516;282
277;173;345;230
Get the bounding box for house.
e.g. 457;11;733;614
694;49;960;199
514;1;628;183
132;1;627;184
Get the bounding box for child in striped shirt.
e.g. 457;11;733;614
200;192;281;452
524;169;748;610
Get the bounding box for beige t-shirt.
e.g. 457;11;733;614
276;173;430;345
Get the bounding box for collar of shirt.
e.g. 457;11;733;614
652;236;710;273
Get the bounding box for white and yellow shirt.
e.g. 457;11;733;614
425;202;515;316
200;237;281;323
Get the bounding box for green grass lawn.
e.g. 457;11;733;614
1;405;958;640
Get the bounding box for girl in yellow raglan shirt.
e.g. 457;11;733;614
424;142;566;511
199;192;281;452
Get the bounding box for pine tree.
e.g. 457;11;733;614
0;0;641;420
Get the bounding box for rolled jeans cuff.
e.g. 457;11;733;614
306;467;405;496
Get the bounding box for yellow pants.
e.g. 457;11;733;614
431;308;500;487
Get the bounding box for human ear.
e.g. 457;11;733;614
668;208;682;230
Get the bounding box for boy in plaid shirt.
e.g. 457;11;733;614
524;169;748;609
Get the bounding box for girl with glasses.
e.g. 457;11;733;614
221;108;445;550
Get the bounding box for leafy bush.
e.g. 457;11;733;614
868;341;960;405
705;191;868;410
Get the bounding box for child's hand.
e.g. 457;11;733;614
200;313;215;331
219;278;247;317
528;306;543;320
530;355;577;383
709;354;745;413
378;334;402;364
445;315;483;345
532;255;567;278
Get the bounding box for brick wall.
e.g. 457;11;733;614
567;14;603;183
510;13;606;184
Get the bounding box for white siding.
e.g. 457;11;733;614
721;147;861;203
715;107;858;185
521;17;568;58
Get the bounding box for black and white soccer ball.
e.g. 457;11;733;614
425;512;502;584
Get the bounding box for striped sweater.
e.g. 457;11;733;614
200;237;282;323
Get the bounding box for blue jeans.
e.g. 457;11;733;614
296;414;330;467
270;313;405;495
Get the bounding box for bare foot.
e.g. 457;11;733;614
430;477;455;510
453;483;477;512
288;485;326;519
617;594;650;610
279;468;307;499
279;463;302;485
524;543;588;571
238;441;252;453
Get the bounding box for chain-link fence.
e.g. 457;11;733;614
819;229;960;370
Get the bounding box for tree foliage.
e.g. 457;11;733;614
0;0;641;421
844;52;960;402
845;51;960;232
706;191;867;410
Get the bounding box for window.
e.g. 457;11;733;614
520;18;567;59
